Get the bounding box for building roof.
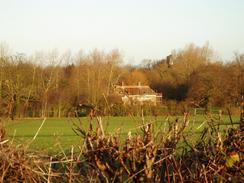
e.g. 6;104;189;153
114;85;161;96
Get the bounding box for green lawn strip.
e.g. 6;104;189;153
4;115;240;154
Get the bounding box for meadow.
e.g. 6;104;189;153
4;114;239;154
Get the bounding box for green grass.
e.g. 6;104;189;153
3;115;240;154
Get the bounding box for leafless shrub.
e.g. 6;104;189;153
73;113;243;183
0;111;243;182
73;114;189;182
0;124;47;183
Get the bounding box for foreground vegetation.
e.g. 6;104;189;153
1;113;243;182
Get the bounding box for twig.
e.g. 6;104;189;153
69;146;74;183
124;154;172;183
32;118;47;141
10;129;16;144
47;156;52;183
97;116;105;137
197;120;206;129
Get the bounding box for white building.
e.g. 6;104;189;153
114;83;162;105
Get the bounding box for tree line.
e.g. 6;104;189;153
0;43;243;118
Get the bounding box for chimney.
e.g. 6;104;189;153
166;54;173;68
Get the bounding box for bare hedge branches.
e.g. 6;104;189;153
73;113;243;182
0;114;243;182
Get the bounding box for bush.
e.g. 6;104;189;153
0;124;46;182
74;115;243;182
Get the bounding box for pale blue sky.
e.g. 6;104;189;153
0;0;243;63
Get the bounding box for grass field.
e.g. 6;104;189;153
4;114;240;154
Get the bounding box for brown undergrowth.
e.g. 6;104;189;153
0;113;243;183
0;123;45;183
74;114;243;182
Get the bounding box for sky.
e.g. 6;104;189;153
0;0;243;64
